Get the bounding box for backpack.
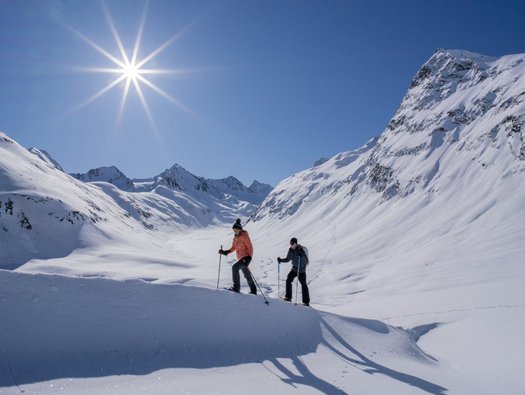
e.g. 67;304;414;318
299;246;309;265
302;246;309;258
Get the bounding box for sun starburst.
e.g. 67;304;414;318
67;0;193;131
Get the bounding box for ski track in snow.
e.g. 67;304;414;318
381;303;525;321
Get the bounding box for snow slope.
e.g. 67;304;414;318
0;270;445;395
251;48;525;301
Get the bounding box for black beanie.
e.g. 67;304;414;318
232;218;243;230
290;237;298;244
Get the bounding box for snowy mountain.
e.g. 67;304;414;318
70;166;134;191
137;163;271;206
251;50;525;282
72;163;272;217
2;134;185;268
72;163;272;206
27;147;64;171
255;49;525;218
0;134;271;269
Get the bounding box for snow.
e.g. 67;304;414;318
2;222;523;394
0;268;446;395
2;49;525;394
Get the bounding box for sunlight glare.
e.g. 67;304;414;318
122;62;140;81
69;0;193;131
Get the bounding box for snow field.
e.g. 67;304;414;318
0;269;443;394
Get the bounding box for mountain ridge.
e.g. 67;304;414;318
71;162;272;206
249;48;525;298
0;133;272;267
253;49;525;222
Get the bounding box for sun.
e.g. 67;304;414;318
122;62;141;81
67;1;193;130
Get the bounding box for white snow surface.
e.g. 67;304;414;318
1;49;525;394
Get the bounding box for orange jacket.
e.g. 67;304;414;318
228;230;253;260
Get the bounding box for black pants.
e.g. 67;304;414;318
232;260;256;293
285;270;310;304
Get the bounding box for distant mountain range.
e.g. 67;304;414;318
70;165;272;207
0;136;272;267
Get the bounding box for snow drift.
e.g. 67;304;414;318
0;270;442;393
0;270;320;386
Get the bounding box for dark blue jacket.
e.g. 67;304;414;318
281;245;309;273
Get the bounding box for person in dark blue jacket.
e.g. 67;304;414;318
277;237;310;306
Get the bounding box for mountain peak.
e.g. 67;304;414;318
410;48;495;91
248;180;273;196
432;48;497;62
168;163;188;172
221;176;243;188
401;49;525;116
70;166;134;191
28;147;64;171
313;157;329;167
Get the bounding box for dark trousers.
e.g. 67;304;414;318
285;270;310;304
232;260;256;292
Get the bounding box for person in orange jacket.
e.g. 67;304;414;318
219;219;256;294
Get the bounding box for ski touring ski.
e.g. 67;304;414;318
279;296;311;308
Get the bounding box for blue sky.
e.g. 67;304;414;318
1;0;524;186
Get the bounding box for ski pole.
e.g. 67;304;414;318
248;267;270;305
295;256;301;305
277;259;280;297
216;245;223;290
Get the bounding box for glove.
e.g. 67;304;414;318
219;249;228;256
242;256;252;266
277;257;282;263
